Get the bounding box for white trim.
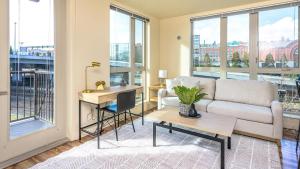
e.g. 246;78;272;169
0;137;69;168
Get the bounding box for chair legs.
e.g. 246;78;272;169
102;109;135;142
100;110;105;134
113;113;118;141
129;109;135;132
124;112;127;123
297;120;300;153
117;113;120;127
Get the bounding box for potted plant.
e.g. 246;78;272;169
173;86;207;118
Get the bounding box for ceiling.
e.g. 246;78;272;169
114;0;270;18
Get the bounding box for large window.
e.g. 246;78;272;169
192;18;220;68
110;10;130;68
259;7;298;68
227;14;249;68
191;3;300;115
110;7;147;88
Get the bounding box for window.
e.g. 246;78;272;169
135;20;144;68
192;18;220;67
227;14;249;68
190;3;300;115
110;72;129;87
110;7;147;87
259;7;298;68
110;10;130;68
227;72;250;80
9;0;54;138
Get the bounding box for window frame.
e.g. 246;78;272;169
190;3;300;80
109;7;147;89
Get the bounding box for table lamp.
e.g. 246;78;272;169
83;61;101;93
158;70;167;87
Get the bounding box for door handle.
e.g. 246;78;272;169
0;91;8;96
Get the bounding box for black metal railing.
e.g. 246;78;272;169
10;71;54;123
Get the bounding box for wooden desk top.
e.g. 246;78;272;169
79;85;143;104
146;107;236;137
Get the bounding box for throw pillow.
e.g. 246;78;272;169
166;79;181;96
181;79;200;89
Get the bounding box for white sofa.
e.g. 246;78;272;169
158;76;283;141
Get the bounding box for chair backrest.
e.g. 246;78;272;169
117;90;136;112
296;80;300;97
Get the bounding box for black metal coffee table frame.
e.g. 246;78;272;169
153;121;231;169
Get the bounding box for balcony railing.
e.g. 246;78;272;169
10;70;54;123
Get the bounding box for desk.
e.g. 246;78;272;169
78;85;144;148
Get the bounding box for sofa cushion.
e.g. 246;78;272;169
181;78;200;89
161;97;180;107
215;79;275;107
194;99;213;112
207;101;273;124
161;97;212;112
175;76;216;100
166;79;181;96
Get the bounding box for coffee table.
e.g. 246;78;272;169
146;107;237;169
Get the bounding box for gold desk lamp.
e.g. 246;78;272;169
83;61;101;93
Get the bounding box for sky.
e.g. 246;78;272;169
9;0;54;48
193;6;298;44
9;1;297;48
110;10;144;44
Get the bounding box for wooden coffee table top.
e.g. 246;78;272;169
146;107;237;137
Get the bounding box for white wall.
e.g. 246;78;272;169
65;0;111;140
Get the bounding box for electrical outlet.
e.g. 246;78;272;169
87;107;95;121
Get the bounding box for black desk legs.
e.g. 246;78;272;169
97;104;100;149
228;137;231;149
113;113;119;141
169;123;172;133
297;120;300;153
79;100;82;141
153;123;156;147
142;92;144;125
100;110;105;135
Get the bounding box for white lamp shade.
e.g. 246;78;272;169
158;70;167;78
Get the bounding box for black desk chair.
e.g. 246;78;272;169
101;90;136;141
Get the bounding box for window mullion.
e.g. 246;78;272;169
220;16;227;79
249;12;258;80
130;17;135;85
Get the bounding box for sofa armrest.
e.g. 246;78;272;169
158;89;168;109
271;100;283;140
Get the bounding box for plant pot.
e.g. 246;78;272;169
179;103;201;118
179;103;191;116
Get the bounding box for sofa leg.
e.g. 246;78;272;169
275;139;282;159
275;139;282;148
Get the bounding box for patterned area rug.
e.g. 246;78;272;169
31;119;281;169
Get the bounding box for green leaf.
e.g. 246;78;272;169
173;85;207;105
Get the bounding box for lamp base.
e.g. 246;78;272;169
159;78;166;87
82;89;95;93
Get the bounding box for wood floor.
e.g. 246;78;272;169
5;120;300;169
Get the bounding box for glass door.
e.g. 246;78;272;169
9;0;55;139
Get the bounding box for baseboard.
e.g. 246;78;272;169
0;137;69;169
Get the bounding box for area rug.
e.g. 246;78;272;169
31;119;281;169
